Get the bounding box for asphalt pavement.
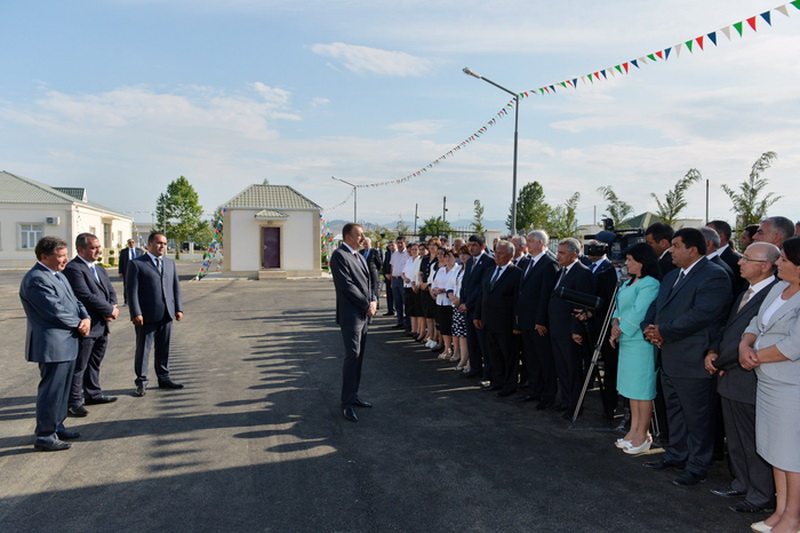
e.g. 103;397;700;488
0;264;759;532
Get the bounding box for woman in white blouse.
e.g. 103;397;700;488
401;243;423;340
431;248;460;359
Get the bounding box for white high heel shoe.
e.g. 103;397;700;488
615;438;631;449
623;436;653;455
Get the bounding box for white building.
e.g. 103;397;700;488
222;184;322;279
0;171;133;268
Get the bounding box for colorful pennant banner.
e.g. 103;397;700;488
333;1;799;193
193;207;226;280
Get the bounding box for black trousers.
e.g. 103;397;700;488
521;329;557;403
486;330;517;391
551;335;583;410
661;372;715;476
340;317;369;407
70;334;109;407
134;318;173;387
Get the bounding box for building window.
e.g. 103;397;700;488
103;223;112;248
20;224;44;249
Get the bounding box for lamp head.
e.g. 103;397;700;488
463;67;482;80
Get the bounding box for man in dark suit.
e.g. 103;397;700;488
704;242;780;513
118;238;143;305
642;228;731;486
646;222;677;276
62;233;119;417
127;232;184;397
701;227;738;298
474;240;522;396
548;238;594;418
360;237;382;309
708;220;743;292
19;236;90;451
330;223;377;422
514;230;560;409
459;235;495;379
382;242;394;316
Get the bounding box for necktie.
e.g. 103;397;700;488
738;288;754;312
554;267;567;289
89;263;100;282
157;257;163;275
669;271;685;296
524;259;536;279
489;266;502;288
131;248;136;259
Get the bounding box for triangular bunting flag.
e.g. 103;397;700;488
601;70;608;79
622;63;629;73
572;78;578;86
707;32;717;46
587;73;594;83
593;71;600;79
631;59;640;68
648;53;656;61
775;5;789;16
760;11;772;25
566;79;574;87
686;39;694;52
615;65;623;74
580;75;587;84
746;16;757;31
549;85;556;92
664;47;672;60
608;67;616;77
695;36;704;50
734;21;744;36
792;0;800;11
674;42;682;57
720;26;732;40
560;82;567;88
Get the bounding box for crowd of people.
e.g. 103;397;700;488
362;215;799;533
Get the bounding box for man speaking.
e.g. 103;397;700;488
330;223;377;423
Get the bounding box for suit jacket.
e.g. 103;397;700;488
474;263;521;333
118;246;144;276
720;245;744;295
461;252;494;315
382;247;392;279
331;244;376;326
711;255;738;299
548;261;594;337
642;257;731;379
515;253;560;331
744;281;800;385
127;254;182;324
360;248;382;291
712;279;779;403
658;251;677;276
63;257;118;337
19;263;89;363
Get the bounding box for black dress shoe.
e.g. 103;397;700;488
729;500;772;513
67;405;88;417
342;406;358;422
56;430;81;440
673;471;707;486
536;400;554;410
497;388;517;398
643;459;685;471
710;486;746;499
84;395;118;405
382;311;394;316
515;394;537;402
158;380;184;389
353;398;372;408
34;439;71;452
134;385;146;397
482;384;502;391
460;370;481;378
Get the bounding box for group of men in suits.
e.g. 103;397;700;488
20;232;185;450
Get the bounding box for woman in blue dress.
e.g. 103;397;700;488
609;243;661;454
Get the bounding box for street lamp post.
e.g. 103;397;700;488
463;67;520;236
331;176;358;223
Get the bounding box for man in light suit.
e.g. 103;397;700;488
514;230;560;409
127;232;184;397
63;233;120;417
330;223;377;422
548;238;594;418
474;240;522;396
19;236;91;451
705;242;779;513
642;227;732;486
118;238;143;305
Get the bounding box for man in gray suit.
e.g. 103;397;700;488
705;242;780;513
642;228;731;485
330;223;377;423
63;233;120;417
127;232;184;397
19;236;91;451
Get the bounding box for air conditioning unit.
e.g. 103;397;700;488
46;216;61;225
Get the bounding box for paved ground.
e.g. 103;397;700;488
0;264;759;532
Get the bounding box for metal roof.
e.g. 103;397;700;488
223;184;320;210
53;187;87;201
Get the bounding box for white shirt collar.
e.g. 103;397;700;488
343;242;358;254
77;255;96;267
748;276;774;297
37;261;58;275
681;256;703;276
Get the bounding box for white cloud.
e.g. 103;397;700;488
388;120;447;136
311;42;435;76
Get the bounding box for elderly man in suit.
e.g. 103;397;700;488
704;242;780;513
118;238;143;305
548;238;594;418
63;233;119;417
642;227;732;486
127;232;184;397
330;223;377;422
754;216;795;248
474;240;522;396
20;236;91;451
514;230;561;408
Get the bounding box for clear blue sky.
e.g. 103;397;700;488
2;0;798;228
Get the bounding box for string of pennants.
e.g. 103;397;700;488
336;1;799;193
322;188;354;212
193;207;226;280
320;214;337;267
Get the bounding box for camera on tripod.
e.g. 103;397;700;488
584;218;646;263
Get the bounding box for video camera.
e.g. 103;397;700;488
584;218;646;263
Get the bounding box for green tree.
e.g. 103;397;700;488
155;176;205;259
472;199;486;234
418;216;453;241
192;219;215;250
364;225;395;248
547;192;581;240
395;217;410;237
597;185;634;228
721;151;781;229
507;181;551;234
651;168;702;227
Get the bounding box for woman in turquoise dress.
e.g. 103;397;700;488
609;243;661;455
